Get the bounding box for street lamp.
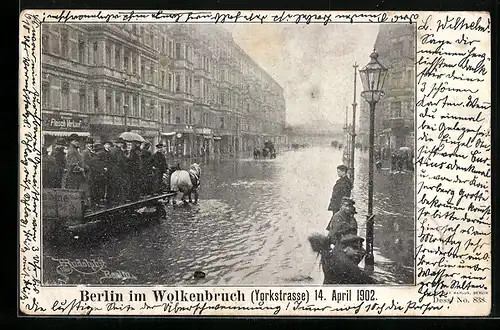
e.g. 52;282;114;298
359;49;388;271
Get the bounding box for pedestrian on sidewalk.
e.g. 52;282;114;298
327;164;353;216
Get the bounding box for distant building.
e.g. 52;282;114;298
358;24;415;155
41;24;287;156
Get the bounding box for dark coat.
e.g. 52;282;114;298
321;246;376;284
65;145;85;189
141;149;154;172
153;151;168;173
87;153;107;181
42;153;59;188
327;175;353;212
51;147;66;188
326;208;358;245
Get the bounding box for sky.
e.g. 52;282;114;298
224;24;380;128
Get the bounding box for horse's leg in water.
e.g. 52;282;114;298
188;191;193;203
193;189;198;204
181;192;188;205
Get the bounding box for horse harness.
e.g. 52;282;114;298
189;170;200;188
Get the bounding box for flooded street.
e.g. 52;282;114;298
43;146;414;286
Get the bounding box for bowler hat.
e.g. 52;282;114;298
55;138;66;146
156;143;164;148
68;133;79;140
340;234;364;245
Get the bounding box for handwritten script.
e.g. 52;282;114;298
415;13;491;306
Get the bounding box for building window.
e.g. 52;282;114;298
115;46;121;70
78;38;85;63
132;55;137;75
175;115;181;124
106;43;111;67
79;87;86;113
392;41;404;58
175;74;181;92
175;42;182;60
391;71;403;87
124;50;130;72
169;40;174;57
42;82;50;108
133;95;139;117
42;28;49;53
391;102;402;118
94;90;99;112
106;91;112;114
61;82;70;111
141;97;146;118
167;105;172;124
141;63;145;81
220;117;225;129
60;28;69;58
115;93;121;115
93;42;98;65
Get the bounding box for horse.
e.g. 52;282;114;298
253;148;261;159
165;163;201;205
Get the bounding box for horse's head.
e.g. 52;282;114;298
190;163;201;176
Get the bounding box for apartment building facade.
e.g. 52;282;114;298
41;23;287;157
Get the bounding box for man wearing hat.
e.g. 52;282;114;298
127;140;143;201
107;138;128;205
50;138;67;188
65;134;86;189
321;234;376;284
140;141;154;196
42;146;58;188
326;197;358;246
87;143;108;206
80;136;94;203
153;143;168;194
327;164;353;216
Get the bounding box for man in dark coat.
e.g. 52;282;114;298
326;197;358;245
103;140;114;206
108;138;128;205
50;138;67;188
65;134;86;190
152;143;168;194
327;164;353;216
127;141;143;201
87;143;107;207
42;147;59;188
140;142;154;196
80;137;94;201
321;234;376;284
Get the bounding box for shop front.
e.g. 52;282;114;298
42;112;90;148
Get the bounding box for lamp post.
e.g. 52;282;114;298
349;63;358;183
358;49;388;271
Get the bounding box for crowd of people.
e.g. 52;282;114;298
42;133;174;208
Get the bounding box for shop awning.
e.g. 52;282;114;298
213;136;222;140
44;131;90;137
161;132;176;136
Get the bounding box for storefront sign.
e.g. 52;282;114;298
43;113;90;132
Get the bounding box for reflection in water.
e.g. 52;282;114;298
43;147;414;285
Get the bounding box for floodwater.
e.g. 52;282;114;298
43;146;414;286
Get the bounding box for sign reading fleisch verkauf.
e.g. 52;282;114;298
20;10;491;316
